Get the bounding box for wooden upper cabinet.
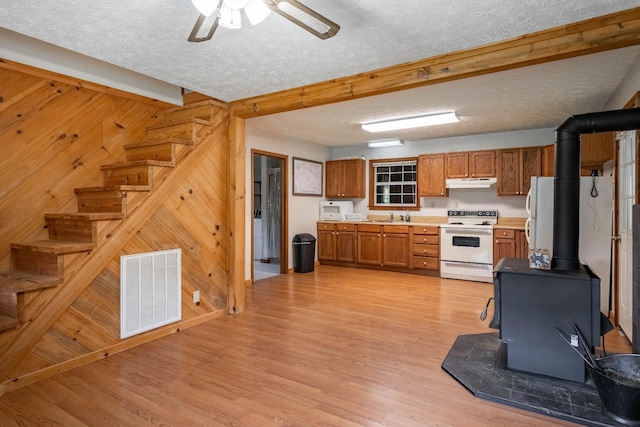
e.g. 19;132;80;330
496;147;542;196
446;152;469;178
325;159;365;198
418;154;447;197
469;150;496;178
580;132;615;176
446;150;495;178
520;147;542;195
542;144;554;177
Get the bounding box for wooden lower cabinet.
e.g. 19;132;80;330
317;223;336;261
412;225;439;272
318;222;438;276
493;228;528;266
381;225;409;268
335;225;357;262
357;225;382;265
317;222;356;262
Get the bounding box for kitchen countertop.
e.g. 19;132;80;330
318;216;528;229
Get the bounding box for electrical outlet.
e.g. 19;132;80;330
193;290;200;304
430;201;436;208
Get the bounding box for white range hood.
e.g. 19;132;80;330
446;177;497;189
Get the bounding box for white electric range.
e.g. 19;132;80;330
439;210;497;283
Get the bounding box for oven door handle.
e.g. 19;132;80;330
443;228;492;236
443;261;492;269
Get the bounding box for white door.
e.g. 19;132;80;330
618;130;636;339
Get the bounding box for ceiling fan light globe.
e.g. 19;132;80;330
244;0;271;25
191;0;218;16
219;3;242;29
223;0;248;8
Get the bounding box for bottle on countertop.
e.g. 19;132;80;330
405;210;410;222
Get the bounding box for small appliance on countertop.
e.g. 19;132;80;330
319;201;353;220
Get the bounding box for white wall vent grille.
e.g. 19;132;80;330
120;249;182;339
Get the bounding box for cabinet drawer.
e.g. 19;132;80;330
335;223;356;232
317;223;335;231
383;225;409;234
413;235;439;245
495;229;515;239
358;224;381;233
413;256;439;270
413;244;438;257
413;226;439;235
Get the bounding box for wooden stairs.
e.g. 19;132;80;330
0;100;220;332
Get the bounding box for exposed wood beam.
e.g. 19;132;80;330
231;7;640;119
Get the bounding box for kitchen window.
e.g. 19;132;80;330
369;158;419;209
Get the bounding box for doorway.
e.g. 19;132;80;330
252;150;288;281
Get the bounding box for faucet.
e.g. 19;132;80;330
390;212;394;221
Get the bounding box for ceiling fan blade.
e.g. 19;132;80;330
188;0;224;42
263;0;340;39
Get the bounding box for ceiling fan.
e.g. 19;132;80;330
188;0;340;42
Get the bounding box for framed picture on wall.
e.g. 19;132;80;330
293;157;323;196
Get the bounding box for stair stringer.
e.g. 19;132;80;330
0;110;230;386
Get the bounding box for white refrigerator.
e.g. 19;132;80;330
526;176;614;314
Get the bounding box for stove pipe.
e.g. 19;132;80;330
553;107;640;270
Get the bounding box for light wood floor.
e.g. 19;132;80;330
0;265;631;426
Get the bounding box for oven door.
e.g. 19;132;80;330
440;226;493;264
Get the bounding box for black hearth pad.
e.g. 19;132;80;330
441;333;626;426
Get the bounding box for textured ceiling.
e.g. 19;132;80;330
1;1;640;146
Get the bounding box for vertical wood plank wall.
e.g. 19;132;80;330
0;64;231;391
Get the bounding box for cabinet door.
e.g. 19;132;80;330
418;154;446;197
382;233;409;268
470;150;496;178
516;230;529;259
519;147;542;195
336;231;356;263
496;149;520;196
494;238;516;266
342;159;365;198
542;144;554;177
317;229;336;261
580;132;614;175
357;232;382;265
325;161;343;197
446;152;469;178
493;229;516;266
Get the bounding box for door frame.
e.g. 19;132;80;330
612;92;640;331
251;149;289;281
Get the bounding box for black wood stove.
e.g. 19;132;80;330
491;107;640;383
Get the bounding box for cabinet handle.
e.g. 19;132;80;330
441;192;444;195
378;234;381;237
423;238;427;242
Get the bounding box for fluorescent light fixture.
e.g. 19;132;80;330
362;112;459;132
367;139;404;148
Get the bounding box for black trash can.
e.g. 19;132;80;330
293;233;316;273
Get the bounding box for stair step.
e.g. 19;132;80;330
123;137;194;149
0;271;62;293
0;314;18;332
125;140;177;164
146;118;214;143
101;163;153;188
45;212;124;221
100;160;174;169
45;215;98;244
75;185;151;193
11;240;95;255
74;188;128;215
164;100;226;124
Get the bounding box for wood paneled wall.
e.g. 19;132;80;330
0;64;231;392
